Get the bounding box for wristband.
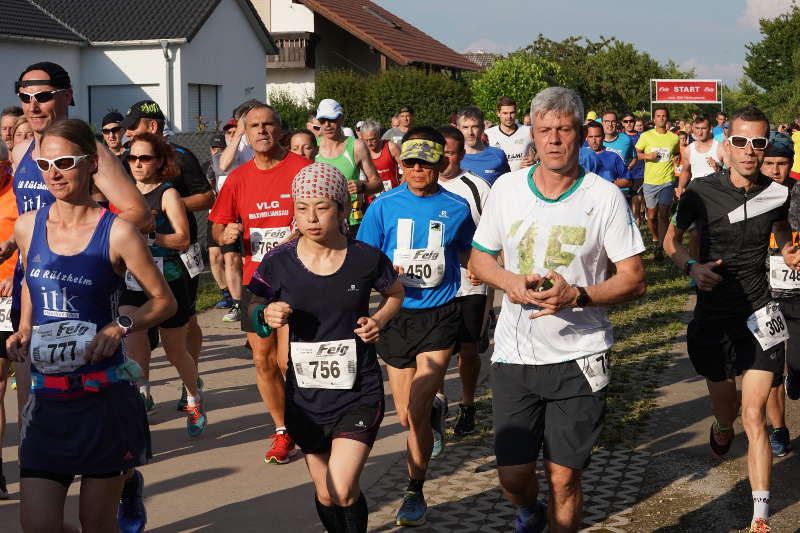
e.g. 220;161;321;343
251;304;273;338
684;259;698;276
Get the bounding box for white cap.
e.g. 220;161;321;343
355;120;365;129
316;98;344;120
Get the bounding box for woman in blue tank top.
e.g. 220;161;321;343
5;119;176;533
119;133;207;437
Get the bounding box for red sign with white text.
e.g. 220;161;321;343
654;80;719;103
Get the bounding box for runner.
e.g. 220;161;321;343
204;133;236;311
636;106;679;260
458;105;510;185
621;113;645;224
357;126;475;526
248;162;404;533
469;86;646;533
676;114;725;196
600;111;636;170
118;133;207;436
585;122;632;194
712;112;728;138
664;106;800;533
436;126;491;442
100;111;125;157
761;133;796;458
382;105;414;146
485;97;534;171
1;106;23;150
358;120;401;202
314;99;382;238
289;129;319;160
208;101;312;464
0;141;16;500
6;118;174;533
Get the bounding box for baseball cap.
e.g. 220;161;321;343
355;120;365;130
586;111;597;121
222;118;237;131
119;100;165;130
210;133;226;148
766;132;794;158
101;112;124;128
399;138;443;164
16;61;74;106
316;99;344;121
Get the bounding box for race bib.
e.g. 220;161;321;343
577;352;610;392
180;242;204;278
0;297;12;332
291;339;358;389
393;218;446;289
382;179;393;192
125;257;163;292
747;301;788;350
250;226;291;263
768;255;800;290
654;147;672;163
30;320;97;374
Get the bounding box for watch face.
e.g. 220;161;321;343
118;315;134;328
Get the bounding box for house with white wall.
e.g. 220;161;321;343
1;0;277;132
249;0;480;104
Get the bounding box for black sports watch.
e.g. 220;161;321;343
116;315;134;337
574;286;591;308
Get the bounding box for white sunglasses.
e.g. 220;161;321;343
35;154;90;172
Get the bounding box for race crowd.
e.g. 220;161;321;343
0;59;798;533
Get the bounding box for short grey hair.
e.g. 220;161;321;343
360;119;380;137
530;87;584;126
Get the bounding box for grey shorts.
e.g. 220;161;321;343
492;359;606;470
643;182;674;209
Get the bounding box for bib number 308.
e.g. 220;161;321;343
747;301;789;350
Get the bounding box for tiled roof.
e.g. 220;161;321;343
300;0;481;71
0;0;85;43
463;51;499;70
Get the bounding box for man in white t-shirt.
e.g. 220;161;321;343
469;87;646;532
216;100;259;174
486;96;534;171
437;125;491;440
676;113;727;196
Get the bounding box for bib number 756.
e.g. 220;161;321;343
309;360;341;380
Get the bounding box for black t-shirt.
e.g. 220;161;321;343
248;238;397;424
676;170;789;319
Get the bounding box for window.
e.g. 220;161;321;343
187;84;219;131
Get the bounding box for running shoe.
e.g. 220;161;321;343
0;473;8;500
431;394;447;458
186;397;207;437
769;427;792;457
141;393;157;415
749;518;771;532
709;421;734;458
177;377;205;412
223;303;241;323
454;404;476;436
786;368;800;401
395;491;427;526
265;431;296;464
214;290;233;309
117;469;146;533
513;501;548;533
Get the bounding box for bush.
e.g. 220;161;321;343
313;68;472;129
470;55;565;123
268;89;310;130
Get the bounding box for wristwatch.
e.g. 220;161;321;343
574;286;591;307
684;259;698;276
116;315;134;337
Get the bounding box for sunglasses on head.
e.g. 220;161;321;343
35;155;89;172
101;126;121;135
126;154;159;163
728;135;768;150
401;158;436;169
17;88;68;104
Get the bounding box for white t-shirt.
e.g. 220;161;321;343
212;136;254;193
486;124;533;171
439;170;491;296
687;140;721;179
472;167;645;365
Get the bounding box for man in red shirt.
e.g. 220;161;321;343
359;119;400;203
209;102;311;463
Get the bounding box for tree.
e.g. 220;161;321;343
470;55;564;122
744;4;800;92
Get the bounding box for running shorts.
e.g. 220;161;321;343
286;400;384;454
206;218;241;254
120;274;193;329
643;182;674;209
377;300;460;369
492;360;606;470
457;294;487;344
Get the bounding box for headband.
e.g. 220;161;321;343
400;139;443;163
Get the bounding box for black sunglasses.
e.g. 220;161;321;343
17;89;68;104
311;125;321;131
126;154;160;163
101;127;122;135
401;158;436;169
621;119;634;123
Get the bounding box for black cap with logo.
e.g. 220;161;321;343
210;133;226;148
119;100;165;130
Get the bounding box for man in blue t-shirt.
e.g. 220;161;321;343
601;111;636;167
357;126;474;527
712;112;727;138
457;105;510;185
586;122;631;194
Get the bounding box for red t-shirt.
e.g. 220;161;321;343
208;152;311;283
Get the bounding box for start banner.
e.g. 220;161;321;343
653;79;720;103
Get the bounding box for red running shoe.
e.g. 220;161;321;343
264;431;296;464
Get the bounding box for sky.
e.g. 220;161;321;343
373;0;796;86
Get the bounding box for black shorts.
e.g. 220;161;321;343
0;331;11;358
20;468;128;489
286;400;384;454
240;286;259;333
492;360;606;470
457;294;487;344
687;317;785;382
377;300;461;369
206;218;242;254
120;275;192;329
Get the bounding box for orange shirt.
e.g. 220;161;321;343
0;162;19;281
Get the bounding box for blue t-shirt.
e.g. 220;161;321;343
356;183;475;309
579;147;600;173
462;146;510;185
624;131;644;179
595;149;630;183
603;134;635;164
713;132;726;143
712;125;724;138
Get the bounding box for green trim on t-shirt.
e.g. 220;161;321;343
526;164;585;203
472;241;501;255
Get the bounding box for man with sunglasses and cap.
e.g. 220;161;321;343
357;127;475;527
664;106;800;533
101;111;125;157
315;98;382;238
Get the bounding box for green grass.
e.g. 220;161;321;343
196;276;224;312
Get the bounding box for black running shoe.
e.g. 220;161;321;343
709;422;734;457
454;404;476;436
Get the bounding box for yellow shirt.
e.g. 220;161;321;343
635;129;680;186
791;131;800;175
